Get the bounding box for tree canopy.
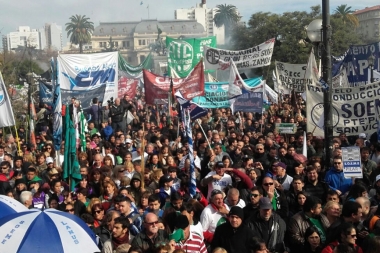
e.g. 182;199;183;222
65;15;94;53
214;4;241;39
334;4;359;28
230;5;364;80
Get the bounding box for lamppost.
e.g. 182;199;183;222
307;0;333;170
368;54;375;83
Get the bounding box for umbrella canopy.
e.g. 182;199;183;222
0;209;100;253
0;195;28;219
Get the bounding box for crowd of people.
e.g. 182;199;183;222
1;92;380;253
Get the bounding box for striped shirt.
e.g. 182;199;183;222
174;232;207;253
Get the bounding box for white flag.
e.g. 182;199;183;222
0;71;16;127
303;131;307;157
126;110;134;124
228;60;243;98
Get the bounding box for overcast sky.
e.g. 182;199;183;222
0;0;377;46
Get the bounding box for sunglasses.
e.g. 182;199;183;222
119;170;125;173
334;162;341;165
263;182;274;186
94;210;103;214
1;167;8;170
46;148;52;150
145;221;159;226
250;194;259;198
65;208;74;212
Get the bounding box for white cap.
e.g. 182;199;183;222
359;133;366;139
125;138;132;144
376;174;380;182
46;157;54;164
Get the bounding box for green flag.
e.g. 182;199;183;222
63;105;82;191
118;53;152;78
166;36;216;77
79;110;86;152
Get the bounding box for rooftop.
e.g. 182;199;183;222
354;5;380;15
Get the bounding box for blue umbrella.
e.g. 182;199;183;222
0;195;28;219
0;209;100;253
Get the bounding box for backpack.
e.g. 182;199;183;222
369;215;380;231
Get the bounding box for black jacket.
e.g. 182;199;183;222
248;211;288;253
109;105;124;123
211;221;256;253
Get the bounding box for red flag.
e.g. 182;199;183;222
143;59;205;104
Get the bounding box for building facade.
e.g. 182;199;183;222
175;0;225;45
90;19;206;66
4;23;63;51
354;5;380;42
6;26;41;50
44;23;63;51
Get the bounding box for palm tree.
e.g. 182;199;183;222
65;15;94;53
213;4;241;38
334;4;359;28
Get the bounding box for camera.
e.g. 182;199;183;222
107;97;114;107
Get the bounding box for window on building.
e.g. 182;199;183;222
138;40;146;46
99;42;103;47
140;55;146;63
115;42;118;47
127;57;132;62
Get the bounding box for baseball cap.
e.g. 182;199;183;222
359;133;367;139
46;157;54;164
259;197;273;210
376;174;380;182
125;139;132;144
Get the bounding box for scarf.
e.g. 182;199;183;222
112;233;129;249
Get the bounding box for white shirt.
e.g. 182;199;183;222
200;204;230;234
205;171;232;200
224;198;246;209
274;174;293;191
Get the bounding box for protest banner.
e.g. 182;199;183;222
143;59;205;104
118;77;139;100
61;85;106;109
275;123;297;134
275;61;309;92
194;77;263;108
341;146;362;178
230;92;263;114
0;71;16;128
118;53;152;79
39;81;53;107
57;52;118;105
332;42;380;85
166;36;216;77
264;82;278;104
306;81;380;137
204;38;275;70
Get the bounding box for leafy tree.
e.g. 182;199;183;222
214;4;241;39
230;5;363;83
65;15;94;53
334;4;359;28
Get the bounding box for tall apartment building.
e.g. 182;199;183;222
4;23;62;52
44;23;63;51
354;5;380;41
6;26;41;50
174;0;225;45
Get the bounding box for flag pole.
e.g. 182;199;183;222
14;125;21;154
196;119;212;150
140;124;145;189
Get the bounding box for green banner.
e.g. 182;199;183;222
275;123;297;134
118;53;152;78
166;36;216;78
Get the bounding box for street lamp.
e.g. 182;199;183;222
307;0;333;170
368;54;375;83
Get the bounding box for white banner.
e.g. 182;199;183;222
265;82;278;104
204;38;275;70
0;72;16;127
306;81;380;137
332;68;350;88
57;52;118;106
275;61;309;92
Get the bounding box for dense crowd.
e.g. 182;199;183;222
1;92;380;253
